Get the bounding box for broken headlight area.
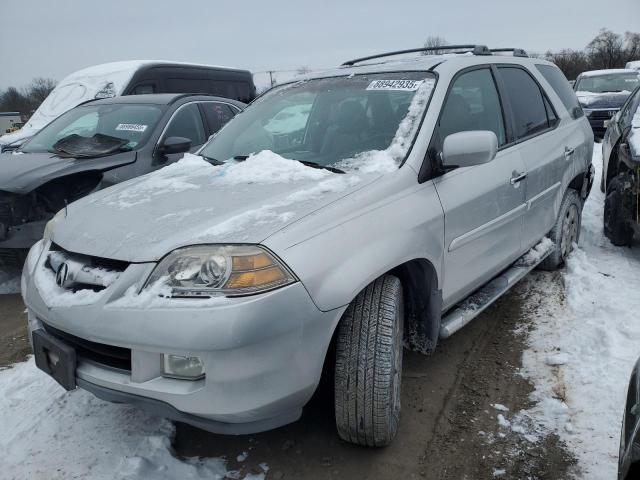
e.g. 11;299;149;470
144;245;297;298
0;191;34;241
0;172;102;241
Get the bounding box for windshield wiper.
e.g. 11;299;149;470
200;155;224;165
297;160;345;174
232;155;344;174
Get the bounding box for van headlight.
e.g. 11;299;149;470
144;245;296;297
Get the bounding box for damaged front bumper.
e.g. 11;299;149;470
0;219;47;249
22;241;346;434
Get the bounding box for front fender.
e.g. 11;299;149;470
267;177;445;312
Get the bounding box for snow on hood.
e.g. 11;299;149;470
576;90;631;108
51;152;368;261
50;80;432;262
0;61;151;146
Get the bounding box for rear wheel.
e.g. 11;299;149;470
604;173;635;246
334;274;404;447
539;189;582;271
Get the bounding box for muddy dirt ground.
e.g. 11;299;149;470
0;271;575;479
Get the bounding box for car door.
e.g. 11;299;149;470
431;67;527;308
155;102;207;165
496;66;579;250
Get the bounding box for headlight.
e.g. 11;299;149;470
144;245;296;297
43;209;65;242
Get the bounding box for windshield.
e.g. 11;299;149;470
576;72;640;94
21;103;163;155
200;72;435;169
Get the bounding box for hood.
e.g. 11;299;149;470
576;91;631;109
51;152;393;262
0;150;137;194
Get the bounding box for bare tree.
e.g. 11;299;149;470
545;49;590;80
423;36;448;55
25;78;56;104
0;77;57;117
587;29;625;69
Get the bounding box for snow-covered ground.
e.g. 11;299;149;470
521;144;640;479
0;358;265;479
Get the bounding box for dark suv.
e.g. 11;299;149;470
574;69;640;139
0;94;244;263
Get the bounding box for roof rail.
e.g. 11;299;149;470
341;45;491;66
489;48;528;58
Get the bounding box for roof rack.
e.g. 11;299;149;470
341;45;492;66
489;48;529;57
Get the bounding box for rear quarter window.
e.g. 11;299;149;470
536;64;583;120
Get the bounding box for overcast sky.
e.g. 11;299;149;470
2;0;639;90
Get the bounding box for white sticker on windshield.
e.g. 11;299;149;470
115;123;148;132
366;79;424;91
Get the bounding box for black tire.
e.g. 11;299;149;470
604;173;635;247
334;274;404;447
539;189;582;271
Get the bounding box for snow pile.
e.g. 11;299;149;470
515;237;554;267
0;359;251;480
109;279;228;309
521;145;640;479
221;150;330;184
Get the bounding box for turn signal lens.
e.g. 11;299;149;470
232;252;273;271
225;266;287;289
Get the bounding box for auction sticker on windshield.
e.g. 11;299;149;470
115;123;148;132
366;79;424;91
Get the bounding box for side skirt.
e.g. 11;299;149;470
439;238;555;339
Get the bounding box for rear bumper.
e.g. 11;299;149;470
586;109;619;138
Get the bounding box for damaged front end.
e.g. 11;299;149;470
0;172;102;264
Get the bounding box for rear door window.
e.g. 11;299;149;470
498;67;553;139
536;64;583;119
163;103;206;147
200;102;237;134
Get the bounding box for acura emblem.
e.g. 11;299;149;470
55;263;69;287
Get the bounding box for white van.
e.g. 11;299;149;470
0;61;256;151
625;60;640;71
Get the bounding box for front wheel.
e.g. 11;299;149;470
539;189;582;271
334;274;404;447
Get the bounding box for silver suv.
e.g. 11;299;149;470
22;45;594;447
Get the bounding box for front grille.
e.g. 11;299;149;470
46;243;129;291
42;322;131;371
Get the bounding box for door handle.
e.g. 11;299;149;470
510;172;527;185
564;146;575;159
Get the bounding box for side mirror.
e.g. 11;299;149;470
442;131;498;168
158;136;191;155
